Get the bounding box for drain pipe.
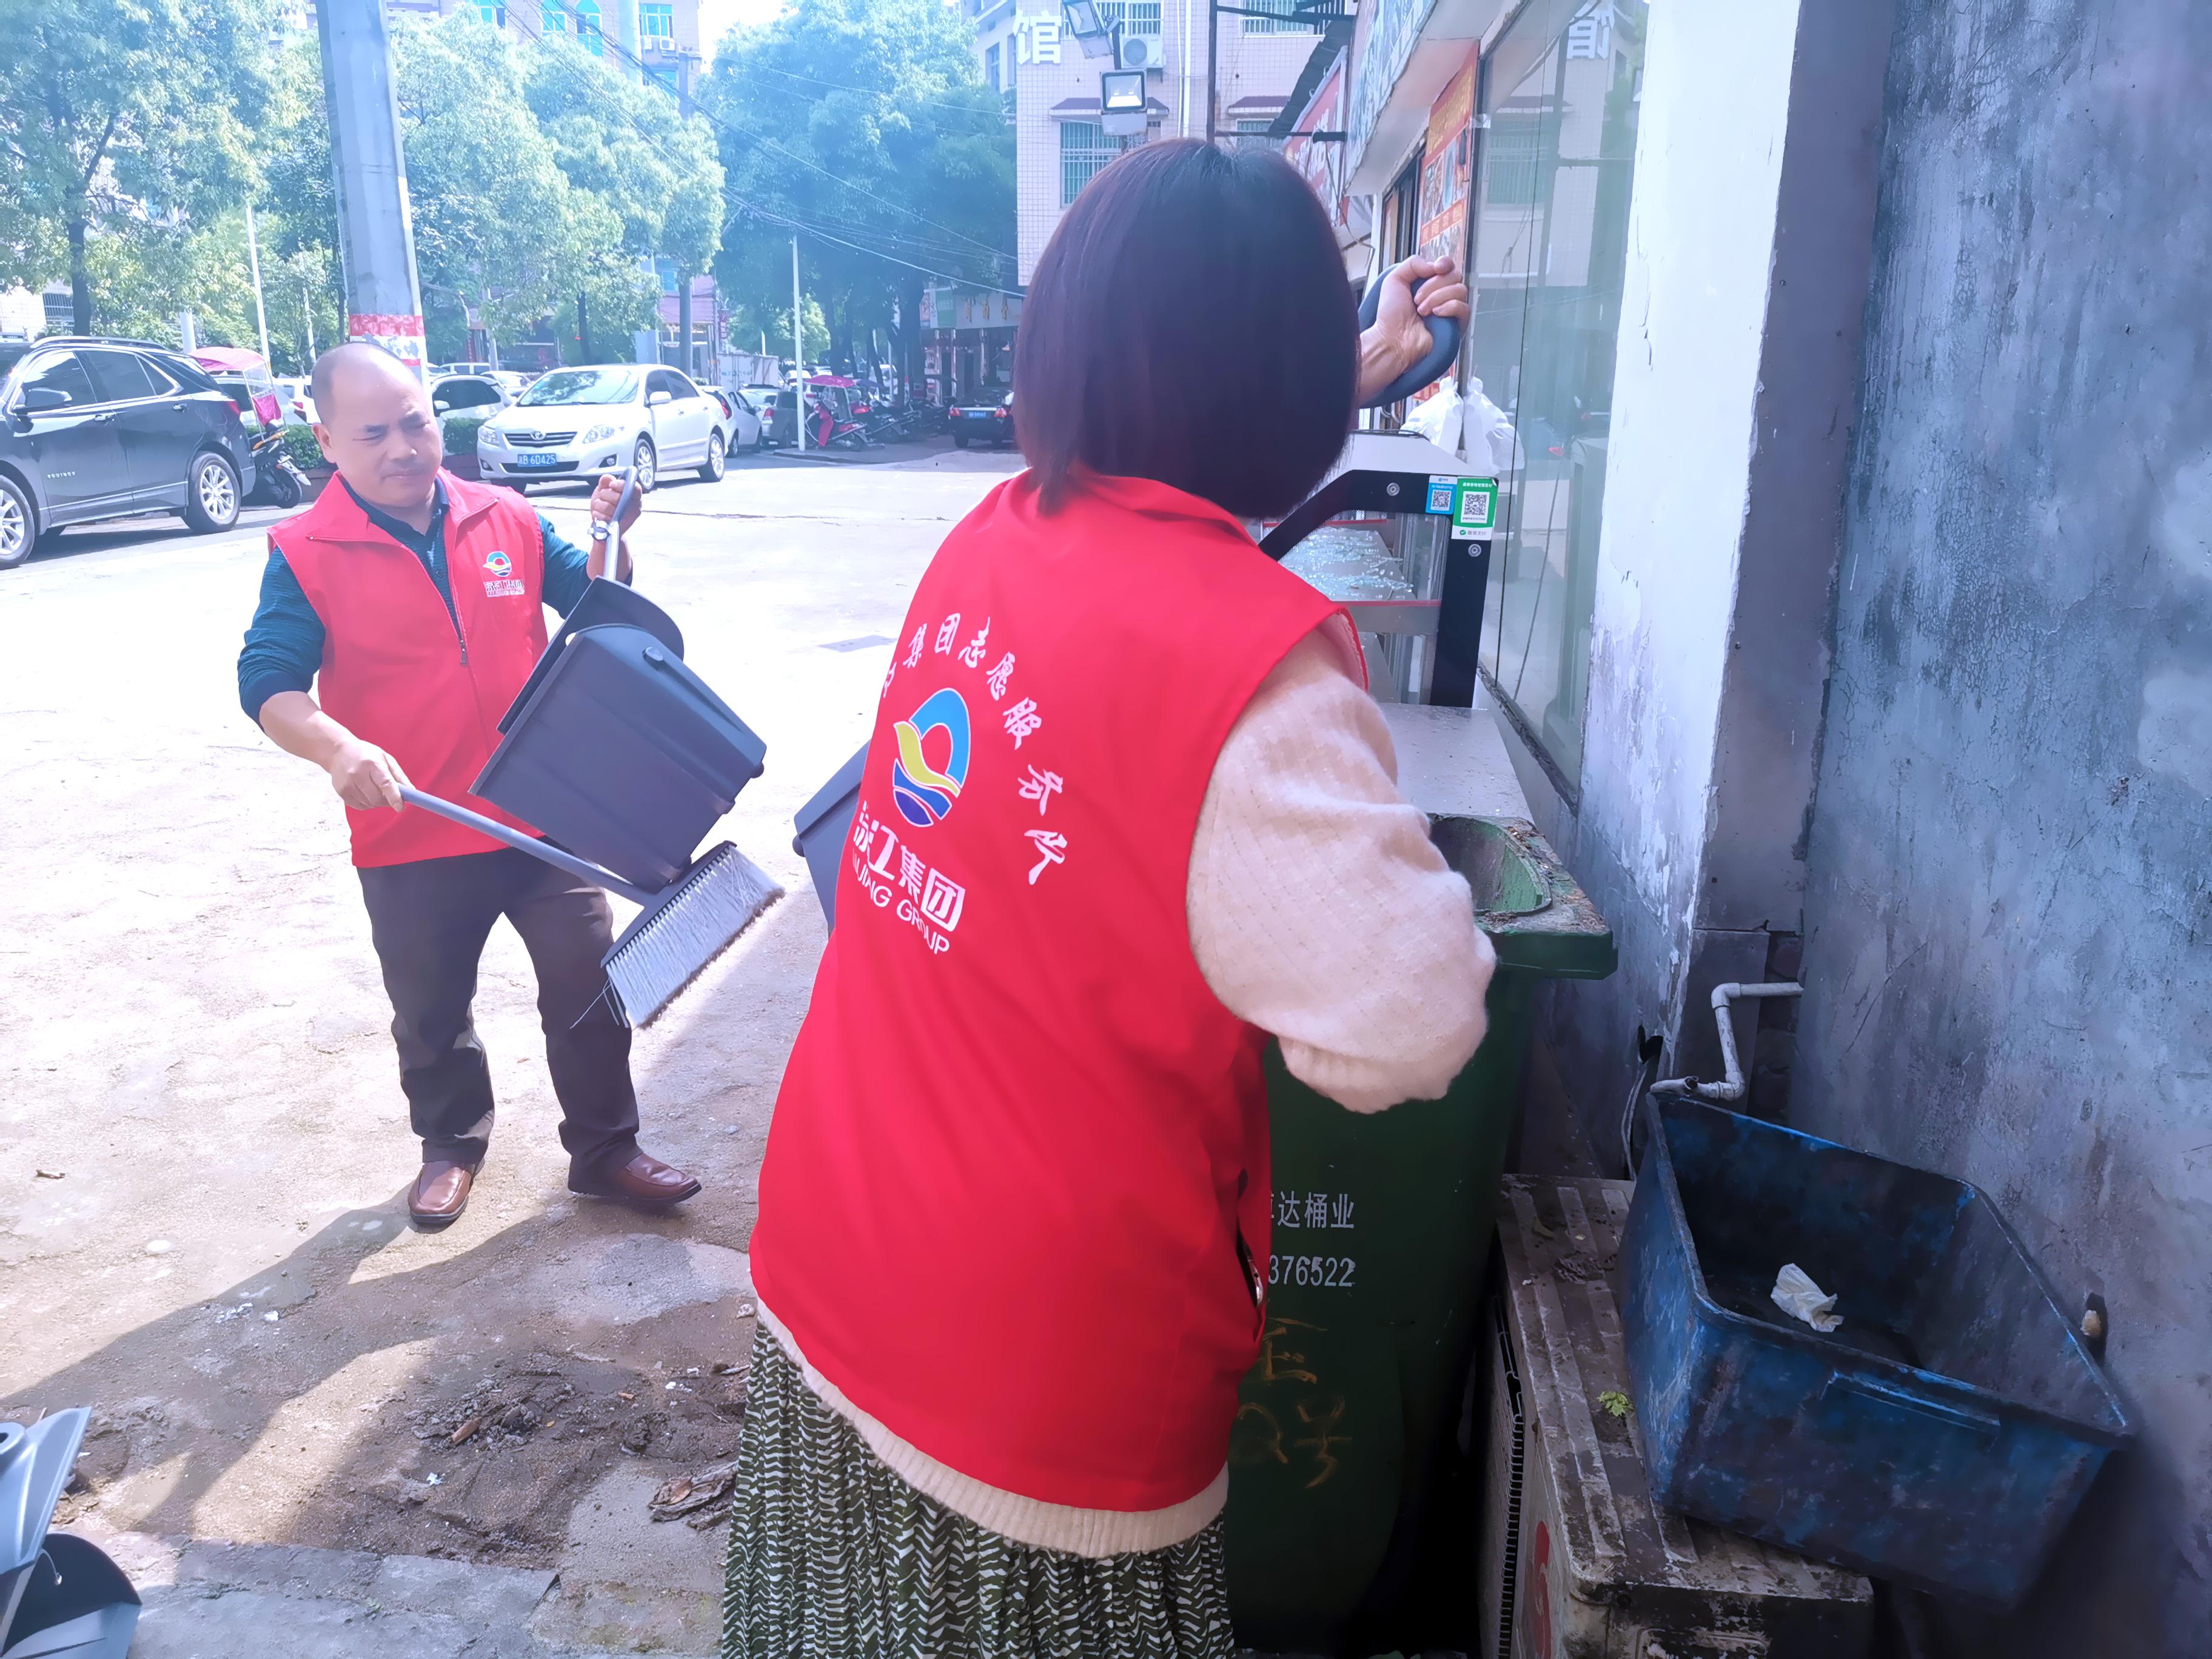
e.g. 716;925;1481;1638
1651;982;1803;1104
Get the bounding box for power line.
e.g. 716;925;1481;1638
746;60;1008;120
728;195;1025;297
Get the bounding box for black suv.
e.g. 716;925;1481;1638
0;336;255;570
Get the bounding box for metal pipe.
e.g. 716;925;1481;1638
1651;981;1803;1104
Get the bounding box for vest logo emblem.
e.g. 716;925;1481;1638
890;687;971;828
484;550;513;577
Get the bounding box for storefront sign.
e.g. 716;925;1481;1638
1345;0;1436;186
1418;52;1476;266
1013;12;1062;64
1566;0;1615;61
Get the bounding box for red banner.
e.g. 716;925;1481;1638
347;312;427;374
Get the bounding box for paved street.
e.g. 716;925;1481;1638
0;444;1021;1651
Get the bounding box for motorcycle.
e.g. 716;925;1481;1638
247;423;312;509
806;393;870;452
0;1410;141;1657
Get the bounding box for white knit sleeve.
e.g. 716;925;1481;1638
1188;623;1496;1113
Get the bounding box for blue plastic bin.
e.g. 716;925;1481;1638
791;743;868;928
1621;1095;2131;1607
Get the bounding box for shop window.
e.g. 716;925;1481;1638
475;2;507;24
541;1;565;31
1466;0;1646;791
574;0;602;53
641;2;674;44
1060;120;1115;207
985;41;1000;91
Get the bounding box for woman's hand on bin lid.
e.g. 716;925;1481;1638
1357;255;1471;407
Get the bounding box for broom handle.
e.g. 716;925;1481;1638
397;786;660;906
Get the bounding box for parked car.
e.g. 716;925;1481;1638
708;386;764;452
430;372;513;421
474;363;729;491
950;390;1016;449
0;337;253;568
273;375;318;427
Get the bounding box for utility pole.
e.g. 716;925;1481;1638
793;237;805;454
317;0;427;380
245;202;272;367
302;286;315;359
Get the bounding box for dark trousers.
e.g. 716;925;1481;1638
358;848;639;1170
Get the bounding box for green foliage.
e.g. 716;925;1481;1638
700;0;1013;383
728;297;830;366
278;424;326;470
441;414;488;456
0;0;275;330
1597;1389;1635;1422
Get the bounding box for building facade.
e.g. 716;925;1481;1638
960;0;1322;284
383;0;707;99
1318;1;2212;1652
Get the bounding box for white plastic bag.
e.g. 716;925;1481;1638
1771;1263;1843;1332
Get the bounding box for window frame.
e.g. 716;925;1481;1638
1059;119;1116;207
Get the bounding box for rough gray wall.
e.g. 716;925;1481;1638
1798;3;2212;1652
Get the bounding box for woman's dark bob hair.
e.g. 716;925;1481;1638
1013;139;1358;518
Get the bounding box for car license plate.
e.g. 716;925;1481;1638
515;453;559;470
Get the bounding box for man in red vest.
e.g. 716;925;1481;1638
237;344;700;1228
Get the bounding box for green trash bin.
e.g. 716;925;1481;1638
1225;814;1615;1656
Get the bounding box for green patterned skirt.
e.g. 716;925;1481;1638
722;1323;1238;1659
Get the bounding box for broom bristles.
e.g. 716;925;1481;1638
603;843;784;1028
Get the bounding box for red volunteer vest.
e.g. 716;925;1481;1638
273;473;549;868
753;471;1355;1512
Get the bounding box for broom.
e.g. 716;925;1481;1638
399;786;782;1028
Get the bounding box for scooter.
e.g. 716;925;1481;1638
246;424;312;509
807;394;870;452
0;1409;141;1657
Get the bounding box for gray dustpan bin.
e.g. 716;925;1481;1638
791;743;870;928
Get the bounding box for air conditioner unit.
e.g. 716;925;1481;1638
1115;29;1163;72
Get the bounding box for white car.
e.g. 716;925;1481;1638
273;375;317;427
474;364;728;492
430;372;514;422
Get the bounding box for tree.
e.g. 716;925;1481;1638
392;15;629;358
699;0;1011;389
0;0;272;333
728;297;830;366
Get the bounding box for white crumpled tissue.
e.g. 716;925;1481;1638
1771;1264;1843;1333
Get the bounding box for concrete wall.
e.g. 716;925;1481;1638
1520;0;1891;1151
1797;2;2212;1650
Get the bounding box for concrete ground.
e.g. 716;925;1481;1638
0;441;1021;1652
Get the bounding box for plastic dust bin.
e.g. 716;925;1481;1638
1621;1095;2133;1607
792;743;869;928
1224;814;1614;1656
473;622;766;892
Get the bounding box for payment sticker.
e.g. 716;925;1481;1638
1452;476;1498;540
1425;475;1455;515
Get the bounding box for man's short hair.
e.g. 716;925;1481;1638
310;341;410;419
1013;139;1359;518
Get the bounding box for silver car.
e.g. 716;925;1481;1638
474;364;728;492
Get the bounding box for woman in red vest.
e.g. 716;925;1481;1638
726;142;1495;1657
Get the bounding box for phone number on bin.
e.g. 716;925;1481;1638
1270;1254;1356;1289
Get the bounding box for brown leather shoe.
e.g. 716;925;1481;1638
569;1150;702;1211
409;1160;477;1229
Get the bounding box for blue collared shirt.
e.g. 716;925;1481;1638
236;479;602;722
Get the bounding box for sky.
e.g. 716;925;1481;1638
695;0;791;55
